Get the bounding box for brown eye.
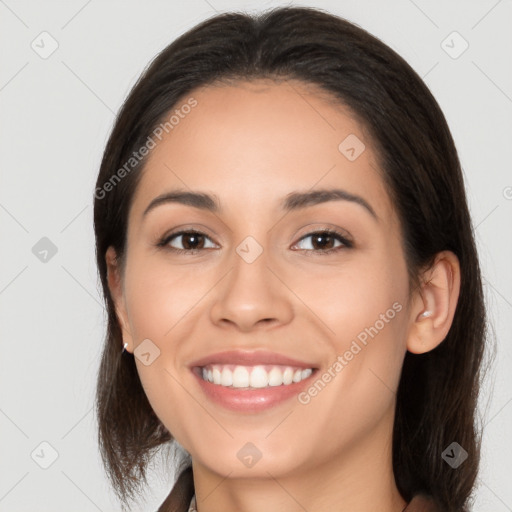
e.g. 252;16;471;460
159;230;217;253
175;232;205;250
293;229;353;254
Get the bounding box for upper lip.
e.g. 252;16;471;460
189;350;317;369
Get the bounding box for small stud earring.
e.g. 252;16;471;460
122;342;128;353
419;310;432;318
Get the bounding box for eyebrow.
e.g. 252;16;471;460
142;188;377;220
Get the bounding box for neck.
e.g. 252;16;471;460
190;409;407;512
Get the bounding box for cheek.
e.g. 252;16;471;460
121;258;196;418
124;256;206;341
294;251;408;349
293;288;407;463
304;251;409;410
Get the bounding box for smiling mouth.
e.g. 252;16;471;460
193;363;316;389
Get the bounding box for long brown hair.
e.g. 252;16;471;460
94;6;489;512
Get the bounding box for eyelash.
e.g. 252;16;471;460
156;228;354;256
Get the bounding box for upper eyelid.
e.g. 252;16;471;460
162;229;218;248
293;230;353;249
162;227;352;249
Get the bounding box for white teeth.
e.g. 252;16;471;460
232;366;249;388
249;365;269;388
221;366;233;386
212;367;221;385
199;364;314;388
282;367;294;385
301;368;312;380
268;367;283;386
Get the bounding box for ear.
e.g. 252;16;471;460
406;250;461;354
105;246;134;353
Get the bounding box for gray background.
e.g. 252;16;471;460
1;0;511;510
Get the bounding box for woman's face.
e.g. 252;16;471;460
111;79;414;481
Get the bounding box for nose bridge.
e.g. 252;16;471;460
231;233;270;292
209;232;293;330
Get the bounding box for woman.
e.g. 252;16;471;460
93;6;487;512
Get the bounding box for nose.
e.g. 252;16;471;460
209;244;294;332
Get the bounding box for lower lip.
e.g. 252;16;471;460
192;367;317;413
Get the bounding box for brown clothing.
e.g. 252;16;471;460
404;494;443;511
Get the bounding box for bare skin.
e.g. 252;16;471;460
106;79;460;512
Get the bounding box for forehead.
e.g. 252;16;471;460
129;79;394;224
